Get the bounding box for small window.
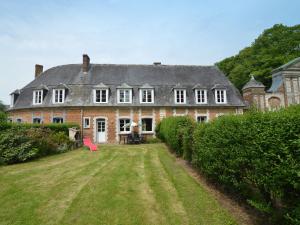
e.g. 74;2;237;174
53;89;65;104
53;117;64;123
16;118;22;123
197;116;207;123
174;89;186;104
118;89;132;103
141;118;153;132
215;89;227;104
94;89;108;103
195;89;207;104
140;89;154;103
33;118;42;124
33;90;43;105
83;117;90;128
119;118;131;133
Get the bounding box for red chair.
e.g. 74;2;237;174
83;137;98;151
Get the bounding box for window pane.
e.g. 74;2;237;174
142;118;153;131
119;119;131;132
197;116;207;123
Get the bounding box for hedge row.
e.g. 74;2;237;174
156;116;195;161
0;122;79;135
156;106;300;224
0;122;80;165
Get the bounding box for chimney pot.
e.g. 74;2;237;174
35;64;43;78
82;54;90;73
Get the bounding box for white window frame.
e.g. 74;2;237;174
93;89;108;103
52;89;65;104
215;89;227;104
174;89;186;104
117;89;132;104
83;117;91;128
195;89;207;104
119;118;131;134
140;89;154;104
33;90;43;105
10;95;14;108
141;117;154;133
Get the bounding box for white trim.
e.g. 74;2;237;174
117;89;132;104
139;89;154;104
174;89;186;104
194;89;207;104
52;89;65;104
83;117;91;128
215;89;227;104
33;90;43;105
93;89;109;103
140;116;154;134
93;117;108;143
10;94;14;108
118;117;132;134
195;109;210;123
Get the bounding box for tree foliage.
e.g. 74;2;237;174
216;24;300;90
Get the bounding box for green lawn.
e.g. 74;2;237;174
0;144;237;225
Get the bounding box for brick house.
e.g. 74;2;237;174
242;57;300;111
8;54;245;143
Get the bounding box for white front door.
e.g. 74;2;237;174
97;119;106;143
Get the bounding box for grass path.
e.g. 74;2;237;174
0;144;237;225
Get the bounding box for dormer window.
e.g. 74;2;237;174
118;89;132;103
10;89;20;108
53;89;65;104
33;90;43;105
174;89;186;104
195;89;207;104
215;89;227;104
117;83;133;104
140;89;154;103
94;89;108;103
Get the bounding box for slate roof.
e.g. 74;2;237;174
9;63;245;109
272;57;300;73
242;76;265;90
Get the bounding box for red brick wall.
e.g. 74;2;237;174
8;106;243;143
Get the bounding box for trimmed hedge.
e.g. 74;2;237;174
156;106;300;224
0;122;79;134
156;116;195;161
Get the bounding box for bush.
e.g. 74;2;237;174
156;106;300;223
0;126;75;165
156;116;195;160
192;106;300;224
0;122;79;134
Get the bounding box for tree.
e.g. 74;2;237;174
216;24;300;90
0;100;7;122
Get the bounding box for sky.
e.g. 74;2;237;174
0;0;299;104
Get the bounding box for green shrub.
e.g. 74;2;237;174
0;122;79;134
0;128;38;164
192;105;300;223
0;126;75;165
156;116;195;160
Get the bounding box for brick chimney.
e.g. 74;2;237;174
82;54;90;73
35;64;43;78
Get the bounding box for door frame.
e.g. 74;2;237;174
93;117;108;143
